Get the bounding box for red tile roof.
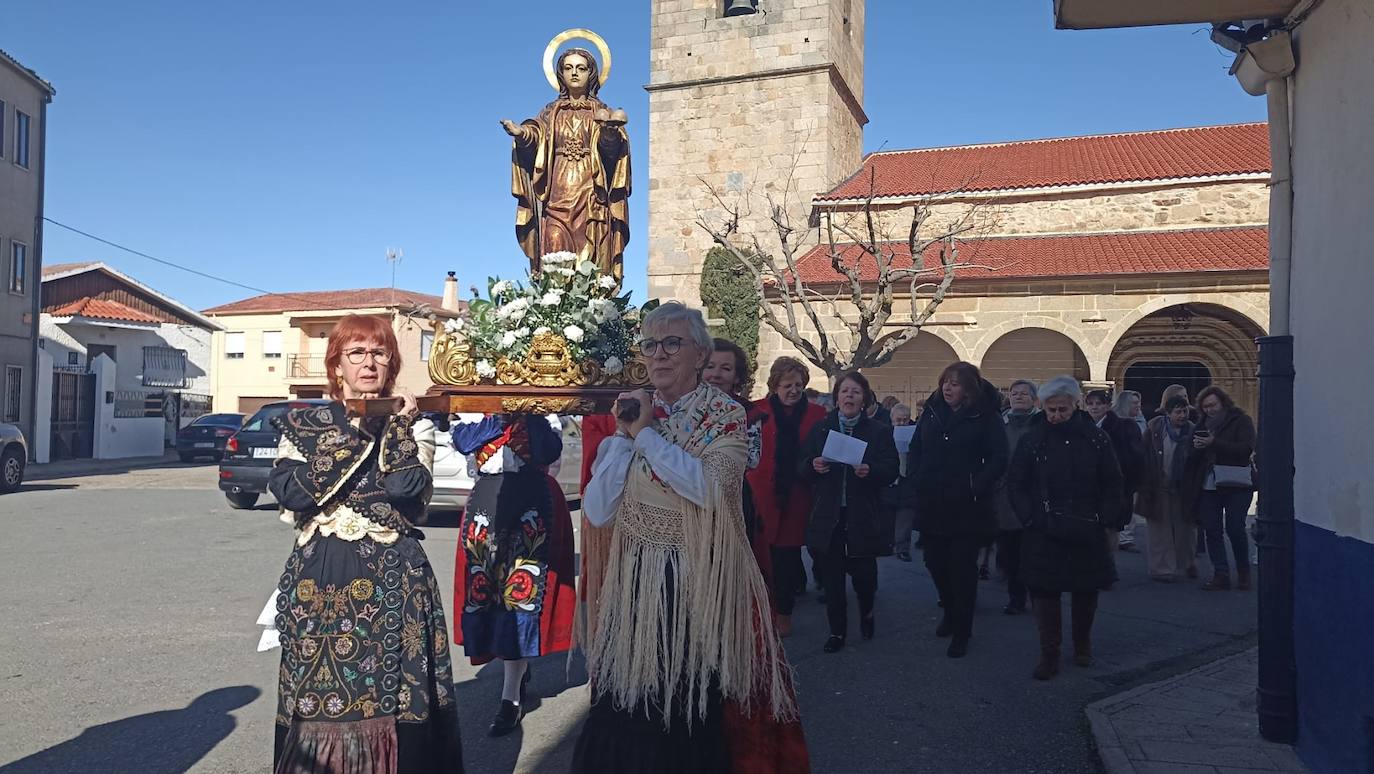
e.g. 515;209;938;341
49;297;161;324
792;227;1268;285
816;123;1270;202
202;288;446;316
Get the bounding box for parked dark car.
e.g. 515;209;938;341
1;421;27;493
218;399;331;509
175;413;245;462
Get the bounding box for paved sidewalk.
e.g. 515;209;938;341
1088;647;1307;773
26;450;184;481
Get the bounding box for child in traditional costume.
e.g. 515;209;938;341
450;413;575;737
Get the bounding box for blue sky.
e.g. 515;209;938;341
9;2;1264;312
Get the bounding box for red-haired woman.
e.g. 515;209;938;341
748;356;828;636
909;361;1010;659
267;314;464;773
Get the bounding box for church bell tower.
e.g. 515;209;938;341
646;0;867;305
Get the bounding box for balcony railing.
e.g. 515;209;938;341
287;355;327;379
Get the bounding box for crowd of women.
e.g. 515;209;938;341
258;306;1256;773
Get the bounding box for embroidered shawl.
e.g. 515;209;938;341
579;384;797;726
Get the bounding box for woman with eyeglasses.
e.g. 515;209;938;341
575;302;807;773
266;314;464;773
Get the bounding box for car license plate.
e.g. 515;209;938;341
252;447;277;459
194;442;214;448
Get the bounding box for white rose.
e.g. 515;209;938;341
500;331;518;348
443;318;464;333
563;325;584;343
558;266;576;277
476;359;496;379
577;260;596;276
597;275;619;290
514;327;529;338
541;251;577;265
603;356;623;375
540;291;563;306
508;306;526;322
534;326;552;336
491;280;513;295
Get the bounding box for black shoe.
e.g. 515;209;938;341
947;636;970;658
519;666;531;704
1003;603;1027;615
860;615;875;640
823;635;845;653
935;617;952;638
488;700;522;737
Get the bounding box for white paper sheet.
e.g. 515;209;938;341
893;425;916;453
821;430;868;467
256;589;282;652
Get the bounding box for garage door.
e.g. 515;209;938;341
238;396;285;414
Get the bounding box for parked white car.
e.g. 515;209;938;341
429;415;582;512
1;422;28;493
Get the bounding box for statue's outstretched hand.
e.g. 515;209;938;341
500;119;522;137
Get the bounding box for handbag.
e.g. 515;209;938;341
1035;446;1101;545
1212;464;1253;488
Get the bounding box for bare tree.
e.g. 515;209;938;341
696;168;999;378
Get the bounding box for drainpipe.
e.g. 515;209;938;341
1230;30;1298;745
30;94;53;457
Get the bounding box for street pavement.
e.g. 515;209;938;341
0;464;1260;773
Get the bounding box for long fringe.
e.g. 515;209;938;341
581;446;797;729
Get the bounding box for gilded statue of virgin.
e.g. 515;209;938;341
501;38;631;285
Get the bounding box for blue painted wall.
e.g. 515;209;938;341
1294;520;1374;774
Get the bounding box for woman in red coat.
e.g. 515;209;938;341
747;356;828;636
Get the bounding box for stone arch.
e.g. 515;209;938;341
1099;294;1269;370
978;327;1091;390
1107;302;1266;416
864;331;961;408
969;316;1095;367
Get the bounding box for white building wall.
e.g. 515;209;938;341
1289;0;1374;544
39;318;214;396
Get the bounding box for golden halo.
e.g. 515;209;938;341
543;28;612;92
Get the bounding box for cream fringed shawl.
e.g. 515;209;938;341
578;384;797;726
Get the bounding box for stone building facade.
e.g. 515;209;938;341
758;123;1272;415
647;0;866;305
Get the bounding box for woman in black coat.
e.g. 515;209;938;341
800;371;900;654
1008;376;1126;681
909;362;1009;658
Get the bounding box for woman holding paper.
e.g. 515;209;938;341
909;361;1010;659
800;371;900;653
747;356;828;636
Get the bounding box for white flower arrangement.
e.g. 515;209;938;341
457;253;657;374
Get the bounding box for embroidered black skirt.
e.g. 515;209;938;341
273;533;464;774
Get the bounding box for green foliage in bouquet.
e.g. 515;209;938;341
446;252;645;379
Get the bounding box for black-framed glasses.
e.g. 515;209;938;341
637;336;684;357
344;347;392;365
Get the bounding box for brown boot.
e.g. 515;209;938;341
1031;597;1062;680
1071;592;1098;667
1235;567;1252;591
1201;573;1232;591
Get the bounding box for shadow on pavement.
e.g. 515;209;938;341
453;653;589;773
0;685;260;774
27;454;211;483
13;483;78;493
